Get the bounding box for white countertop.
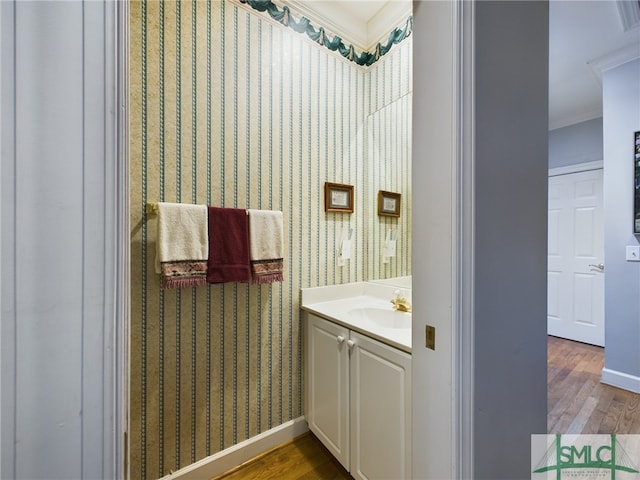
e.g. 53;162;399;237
300;282;412;353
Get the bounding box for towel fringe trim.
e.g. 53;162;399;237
160;260;208;289
250;258;284;284
163;277;207;289
252;273;284;284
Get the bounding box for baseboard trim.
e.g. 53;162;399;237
601;368;640;394
160;417;309;480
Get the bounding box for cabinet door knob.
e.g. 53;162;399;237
337;335;345;344
347;339;356;350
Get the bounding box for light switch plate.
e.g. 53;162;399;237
626;245;640;261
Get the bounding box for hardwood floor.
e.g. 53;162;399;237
548;335;640;434
212;433;352;480
215;336;640;479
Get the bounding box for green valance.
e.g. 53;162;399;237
239;0;413;67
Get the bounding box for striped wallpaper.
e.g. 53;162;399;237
366;93;412;280
129;1;412;478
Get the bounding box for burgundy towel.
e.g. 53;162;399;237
207;207;251;284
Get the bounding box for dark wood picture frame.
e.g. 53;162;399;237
378;190;401;217
325;182;354;213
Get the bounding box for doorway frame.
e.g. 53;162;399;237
115;1;474;478
411;1;474;478
548;159;603;178
115;0;131;478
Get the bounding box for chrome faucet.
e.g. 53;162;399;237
391;289;411;312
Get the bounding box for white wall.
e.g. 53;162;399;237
1;2;122;478
602;58;640;390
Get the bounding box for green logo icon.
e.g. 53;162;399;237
533;434;640;479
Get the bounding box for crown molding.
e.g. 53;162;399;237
366;2;413;51
549;109;603;131
283;0;367;50
588;41;640;83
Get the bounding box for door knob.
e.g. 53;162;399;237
589;263;605;271
346;339;356;350
337;335;345;344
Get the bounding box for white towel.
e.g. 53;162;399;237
155;202;209;288
247;209;284;284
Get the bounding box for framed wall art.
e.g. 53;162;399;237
378;190;401;217
325;182;354;213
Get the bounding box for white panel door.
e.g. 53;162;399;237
548;169;604;346
349;331;412;480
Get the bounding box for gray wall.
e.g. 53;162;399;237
474;2;549;478
549;117;603;169
1;2;121;478
603;58;640;381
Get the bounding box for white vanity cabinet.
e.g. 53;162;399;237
305;313;411;480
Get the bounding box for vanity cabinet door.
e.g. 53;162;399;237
349;331;412;480
305;314;350;469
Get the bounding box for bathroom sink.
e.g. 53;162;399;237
347;306;411;330
301;282;413;351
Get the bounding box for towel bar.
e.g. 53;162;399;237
146;202;250;215
146;202;159;216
